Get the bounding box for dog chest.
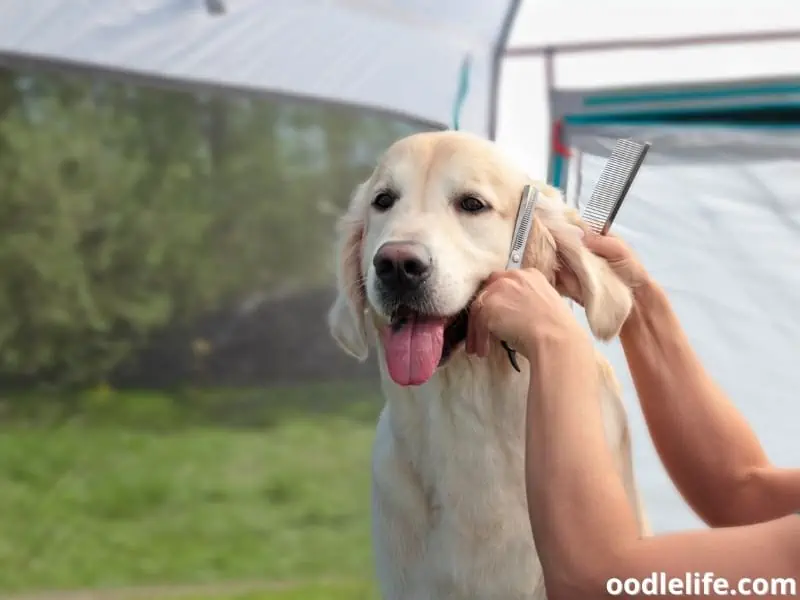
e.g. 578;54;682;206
375;372;547;599
421;497;546;600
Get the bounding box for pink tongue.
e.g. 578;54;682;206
381;316;446;386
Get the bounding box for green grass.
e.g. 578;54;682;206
0;382;382;599
165;579;376;600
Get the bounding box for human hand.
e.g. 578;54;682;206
556;231;651;307
467;269;590;360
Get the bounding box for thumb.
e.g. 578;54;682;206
582;231;630;261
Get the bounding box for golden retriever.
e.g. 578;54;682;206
327;130;649;600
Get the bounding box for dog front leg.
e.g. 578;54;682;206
597;359;651;536
372;408;430;600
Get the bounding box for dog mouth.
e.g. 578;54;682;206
390;305;469;366
379;304;469;387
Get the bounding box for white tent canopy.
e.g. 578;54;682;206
1;0;798;533
0;0;516;134
499;1;800;531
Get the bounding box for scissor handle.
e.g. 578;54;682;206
501;340;521;372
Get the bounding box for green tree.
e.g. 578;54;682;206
0;67;425;388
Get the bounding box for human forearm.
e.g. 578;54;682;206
619;280;788;525
742;466;800;519
576;515;800;600
523;330;800;600
524;332;642;595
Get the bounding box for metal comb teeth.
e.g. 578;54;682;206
511;209;532;254
507;186;536;268
583;138;650;235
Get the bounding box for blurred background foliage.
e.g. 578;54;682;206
0;64;427;599
0;66;420;390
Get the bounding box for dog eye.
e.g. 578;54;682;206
457;195;488;214
372;192;397;212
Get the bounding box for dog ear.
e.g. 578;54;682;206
327;185;369;361
531;186;633;341
554;226;632;340
522;214;558;282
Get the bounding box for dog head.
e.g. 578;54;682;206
328;131;632;386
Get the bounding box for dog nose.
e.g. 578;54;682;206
373;242;432;291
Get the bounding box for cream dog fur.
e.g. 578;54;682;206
327;131;649;600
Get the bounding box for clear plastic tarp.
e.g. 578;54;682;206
1;2;799;593
0;0;516;136
569;127;800;531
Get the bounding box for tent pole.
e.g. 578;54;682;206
506;28;800;57
488;0;523;140
544;47;556;185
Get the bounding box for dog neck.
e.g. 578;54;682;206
376;345;532;475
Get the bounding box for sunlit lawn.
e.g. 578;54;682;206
0;382;381;599
170;580;376;600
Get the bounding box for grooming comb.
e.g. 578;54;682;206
581;138;650;235
501;185;538;372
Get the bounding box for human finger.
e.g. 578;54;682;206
581;231;631;260
518;266;553;289
481;270;509;291
468;288;494;358
468;273;500;355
